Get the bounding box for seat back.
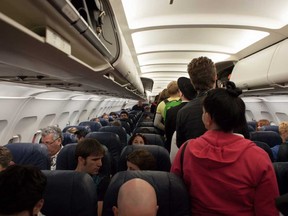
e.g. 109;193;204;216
62;132;77;146
261;125;279;134
278;144;288;162
141;133;165;147
102;171;191;216
133;126;161;134
118;145;171;172
79;121;102;132
136;121;154;127
273;162;288;195
56;143;111;176
99;126;127;149
247;121;257;131
119;119;132;135
5;143;50;170
41;170;97;216
86;131;122;174
253;141;274;162
250;131;282;147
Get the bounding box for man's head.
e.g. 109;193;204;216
0;165;47;216
41;126;63;157
187;56;217;91
0;146;14;171
75;138;105;175
167;81;179;97
177;77;197;100
113;178;158;216
120;111;129;119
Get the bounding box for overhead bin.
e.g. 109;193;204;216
0;0;144;99
230;39;288;90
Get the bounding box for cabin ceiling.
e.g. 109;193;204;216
110;0;288;95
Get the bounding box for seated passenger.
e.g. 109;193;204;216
257;119;270;130
112;178;158;216
120;110;129;120
75;138;110;216
0;146;14;171
41;125;63;170
126;149;157;171
271;121;288;161
74;127;89;142
0;164;47;216
171;81;279;215
132;100;144;112
128;133;147;145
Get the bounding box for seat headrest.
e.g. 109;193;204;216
250;131;282;147
56;143;111;176
79;121;102;132
62;133;77;146
99;126;128;148
253;141;274;162
278;144;288;162
141;133;165;147
102;170;191;216
273;162;288;195
5;143;50;170
41;170;97;216
86;132;122;174
118;145;171;171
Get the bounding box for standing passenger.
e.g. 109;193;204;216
171;82;279;215
41;125;63;170
176;56;217;147
165;77;197;152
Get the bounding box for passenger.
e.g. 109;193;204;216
157;88;169;104
102;113;110;122
74;127;89;142
128;133;147;145
0;164;47;216
126;148;157;171
171;82;279;215
109;112;118;120
271;121;288;161
0;146;14;171
132;100;144;112
176;56;217;147
41;125;63;170
75;138;110;216
120;110;129;119
165;77;197;153
150;94;159;114
257;119;270;130
154;81;180;132
112;178;158;216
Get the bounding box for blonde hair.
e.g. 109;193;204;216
279;121;288;135
167;81;178;96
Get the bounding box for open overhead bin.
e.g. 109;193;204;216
0;0;144;99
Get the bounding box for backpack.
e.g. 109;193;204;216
163;99;182;122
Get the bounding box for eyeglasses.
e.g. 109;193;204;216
43;137;60;145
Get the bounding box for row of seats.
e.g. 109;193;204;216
40;170;191;216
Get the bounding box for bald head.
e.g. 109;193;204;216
113;178;158;216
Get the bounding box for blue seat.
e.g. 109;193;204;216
5;142;50;170
136;121;154;127
260;125;279;134
133;126;161;134
273;162;288;195
141;133;165;147
118;145;171;172
278;144;288;162
56;143;111;176
119;119;132;135
62;132;77;146
99;126;127;149
247;121;257;131
78;121;102;132
99;118;110;126
102;171;191;216
41;170;97;216
276;193;288;216
253;141;274;162
86;131;122;174
250;131;282;148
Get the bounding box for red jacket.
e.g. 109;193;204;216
171;130;279;216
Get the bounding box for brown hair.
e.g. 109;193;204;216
187;56;216;91
167;81;179;96
127;149;156;170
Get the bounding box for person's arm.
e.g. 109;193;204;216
254;155;279;216
154;113;165;131
176;109;185;148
